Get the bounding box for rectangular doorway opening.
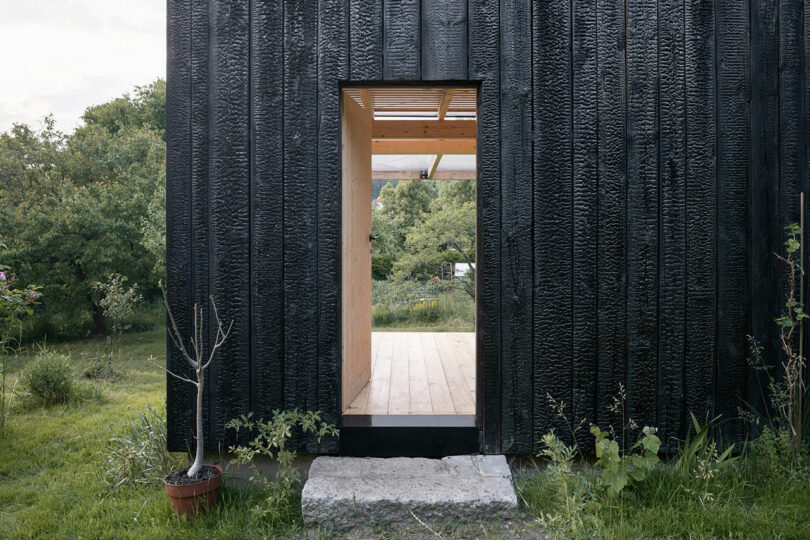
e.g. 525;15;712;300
340;86;479;456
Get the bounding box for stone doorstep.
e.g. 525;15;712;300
301;455;518;531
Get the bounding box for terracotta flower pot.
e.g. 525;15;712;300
163;464;222;517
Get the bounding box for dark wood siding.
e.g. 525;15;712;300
250;0;285;423
715;0;750;443
469;0;500;453
317;0;349;453
167;0;810;453
532;0;573;451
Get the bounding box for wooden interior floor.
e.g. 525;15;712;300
344;332;476;415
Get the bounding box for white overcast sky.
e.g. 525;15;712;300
0;0;165;134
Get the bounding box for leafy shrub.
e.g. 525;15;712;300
19;348;105;407
21;349;75;405
227;410;338;524
102;405;184;491
591;424;661;494
371;253;394;280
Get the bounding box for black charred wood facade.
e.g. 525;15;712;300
167;0;810;453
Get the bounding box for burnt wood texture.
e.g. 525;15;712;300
167;0;810;453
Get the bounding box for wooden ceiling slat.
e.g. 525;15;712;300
371;119;476;139
343;87;477;116
372;139;476;154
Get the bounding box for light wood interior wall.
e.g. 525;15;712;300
341;94;373;411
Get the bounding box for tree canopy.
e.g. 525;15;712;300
0;81;166;338
373;178;476;298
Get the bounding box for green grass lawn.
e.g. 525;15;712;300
2;330;809;539
0;330;302;539
516;445;810;539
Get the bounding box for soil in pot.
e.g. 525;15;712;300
164;464;222;517
165;465;219;485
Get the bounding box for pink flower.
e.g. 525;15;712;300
0;272;6;281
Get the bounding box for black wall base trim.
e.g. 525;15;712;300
339;415;480;457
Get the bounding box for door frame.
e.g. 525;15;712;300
337;81;491;456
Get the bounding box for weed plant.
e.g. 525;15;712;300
518;391;810;538
101;405;185;491
227;411;338;525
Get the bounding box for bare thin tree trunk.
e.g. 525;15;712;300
187;370;204;477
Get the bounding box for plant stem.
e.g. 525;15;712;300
798;195;805;455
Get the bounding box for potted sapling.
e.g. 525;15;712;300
160;289;232;517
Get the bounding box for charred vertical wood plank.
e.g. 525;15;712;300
384;0;421;79
421;0;467;80
317;0;349;452
715;0;750;441
469;0;500;453
533;0;572;451
804;0;810;392
350;0;384;80
625;0;658;433
190;0;212;449
779;0;804;375
500;0;532;453
751;0;782;367
208;0;251;445
251;0;285;422
749;0;780;433
284;0;320;452
684;0;716;423
572;0;599;450
500;0;534;453
658;0;687;446
166;0;194;452
595;0;627;434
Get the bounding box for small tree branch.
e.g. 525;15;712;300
204;320;233;370
150;358;198;387
161;286;198;369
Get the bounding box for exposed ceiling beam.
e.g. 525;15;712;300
372;139;476;154
438;89;455;120
371;119;476;139
372;107;476;113
358;88;373;111
427;154;443;178
371;169;476;180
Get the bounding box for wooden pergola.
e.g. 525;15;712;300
344;87;477;179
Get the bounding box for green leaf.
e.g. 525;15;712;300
642;433;661;454
603;469;627;493
786;238;801;252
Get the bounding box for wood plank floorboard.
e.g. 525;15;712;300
345;332;475;415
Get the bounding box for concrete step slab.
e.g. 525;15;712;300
302;455;518;531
